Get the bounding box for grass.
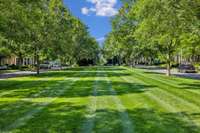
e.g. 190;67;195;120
0;66;200;133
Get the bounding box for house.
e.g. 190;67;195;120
0;55;34;66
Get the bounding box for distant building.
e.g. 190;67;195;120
0;56;34;66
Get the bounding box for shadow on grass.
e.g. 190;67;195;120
0;68;143;98
0;100;39;130
179;82;200;90
0;80;61;98
2;104;199;133
0;79;154;98
13;102;88;132
144;71;164;75
58;80;154;98
127;108;200;133
64;66;126;72
35;71;130;78
93;108;200;133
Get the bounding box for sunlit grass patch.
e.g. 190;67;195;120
0;66;200;132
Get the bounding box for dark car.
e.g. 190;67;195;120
178;64;196;73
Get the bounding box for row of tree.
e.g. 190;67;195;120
0;0;99;74
103;0;200;76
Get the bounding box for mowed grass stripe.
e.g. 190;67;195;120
4;78;79;132
1;66;200;132
145;72;200;98
0;76;57;97
135;68;200;96
119;69;200;131
105;71;134;133
3;71;82;132
126;67;200;107
113;74;176;132
124;71;200;112
14;71;94;132
149;73;200;95
141;70;200;96
122;68;200;127
0;80;69;130
81;70;98;133
124;68;200;112
0;78;74;127
92;71;124;132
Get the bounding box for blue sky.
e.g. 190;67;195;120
63;0;121;44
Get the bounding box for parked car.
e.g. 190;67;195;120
51;64;62;70
40;63;51;69
178;64;196;73
0;65;8;70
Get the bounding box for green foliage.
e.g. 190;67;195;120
104;0;200;75
0;0;99;70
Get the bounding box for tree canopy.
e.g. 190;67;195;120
104;0;200;76
0;0;99;73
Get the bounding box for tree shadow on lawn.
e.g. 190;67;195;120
36;71;130;78
7;102;88;132
4;104;200;133
64;66;126;72
144;71;164;75
0;79;154;98
0;100;41;130
92;108;200;133
178;82;200;90
0;80;61;98
41;80;155;98
127;108;200;133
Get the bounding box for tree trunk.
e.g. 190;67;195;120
36;54;40;75
191;46;196;63
166;61;171;76
132;59;135;67
0;57;2;66
166;51;171;76
118;56;121;66
18;53;23;70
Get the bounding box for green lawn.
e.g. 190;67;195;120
0;66;200;133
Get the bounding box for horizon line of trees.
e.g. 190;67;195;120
0;0;99;74
103;0;200;76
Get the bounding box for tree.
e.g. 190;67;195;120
104;0;200;76
0;0;100;73
0;0;31;68
133;0;200;76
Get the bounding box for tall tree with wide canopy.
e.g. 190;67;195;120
133;0;200;76
0;0;100;73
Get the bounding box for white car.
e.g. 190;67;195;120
51;65;62;70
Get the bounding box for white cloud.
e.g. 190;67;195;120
81;7;97;15
97;37;105;41
97;37;105;47
81;0;118;17
81;7;90;15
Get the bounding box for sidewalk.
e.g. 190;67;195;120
135;65;200;80
149;69;200;80
0;71;41;79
